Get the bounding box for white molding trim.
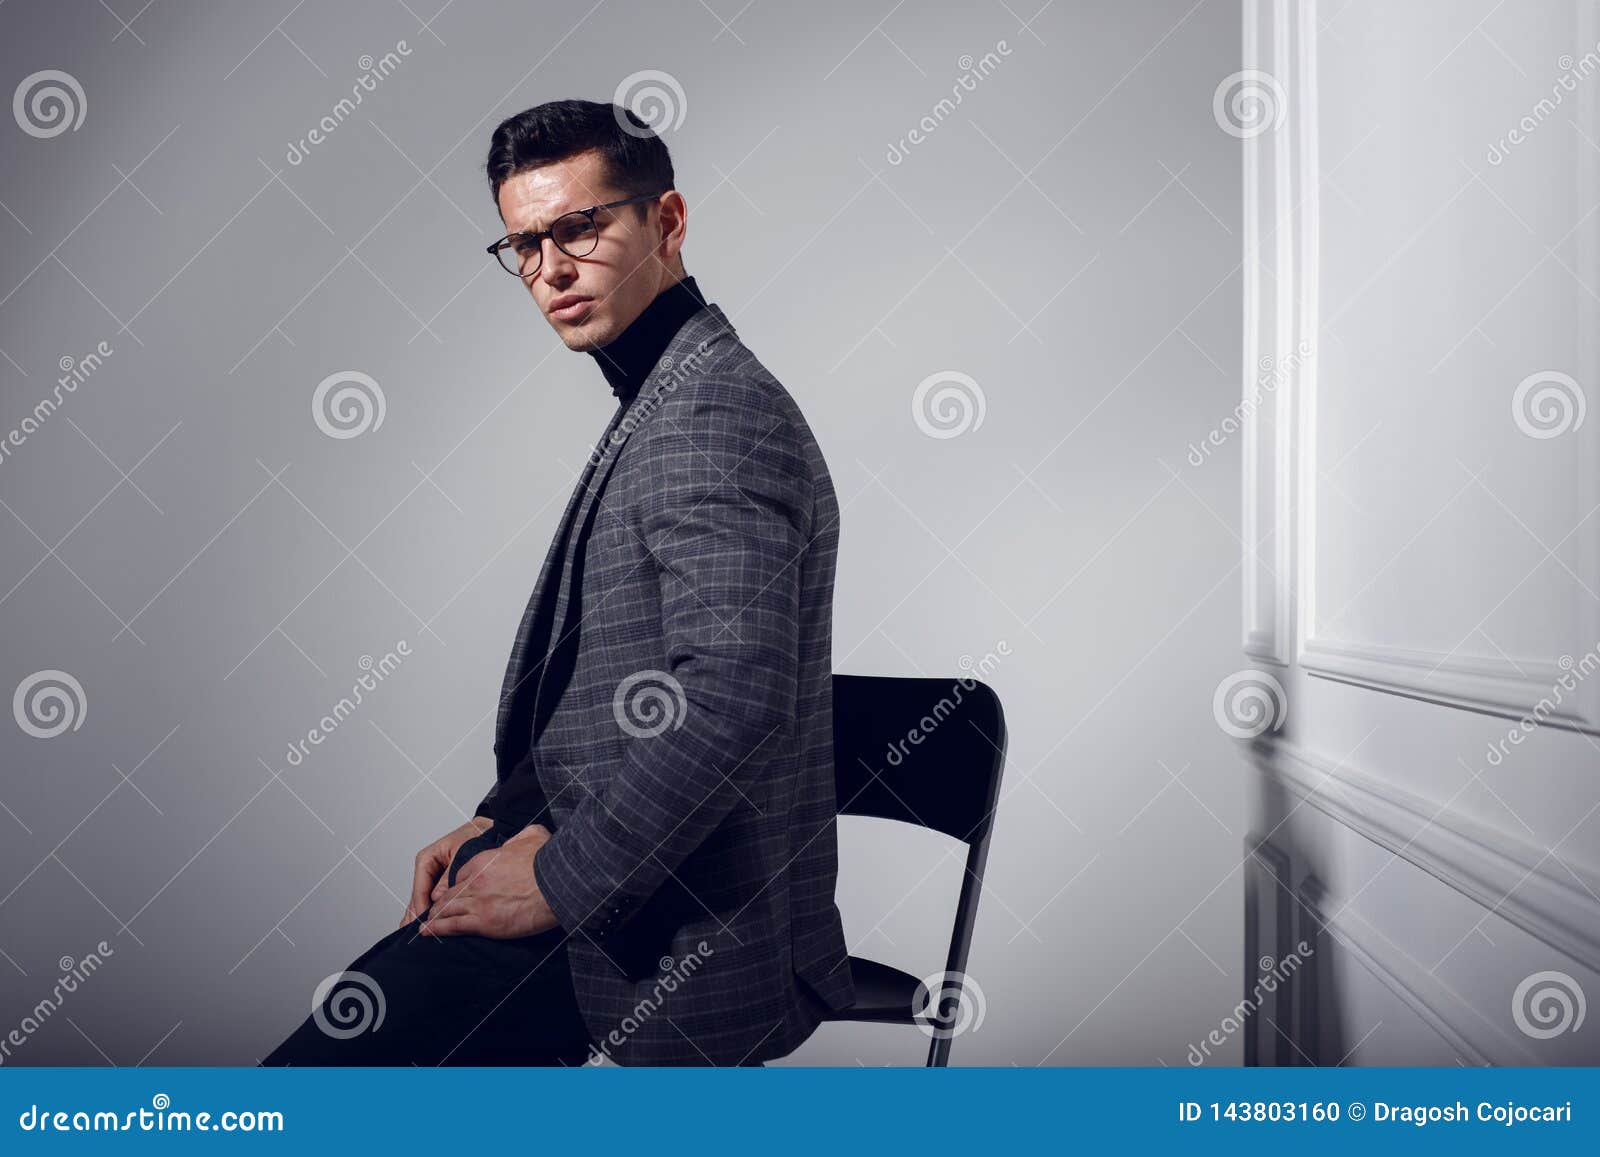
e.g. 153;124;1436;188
1299;636;1598;731
1288;0;1600;727
1283;0;1316;674
1251;734;1600;975
1298;889;1536;1065
1240;0;1295;667
1577;0;1600;717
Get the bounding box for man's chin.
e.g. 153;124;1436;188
553;318;610;351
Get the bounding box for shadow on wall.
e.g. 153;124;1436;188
1241;769;1346;1068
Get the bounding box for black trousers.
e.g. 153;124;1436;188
260;821;594;1066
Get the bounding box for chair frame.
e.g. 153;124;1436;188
824;673;1008;1066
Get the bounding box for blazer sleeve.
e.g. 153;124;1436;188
474;779;501;819
531;378;813;941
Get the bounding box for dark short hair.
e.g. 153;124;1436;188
485;99;675;214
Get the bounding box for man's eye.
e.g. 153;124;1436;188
553;218;597;246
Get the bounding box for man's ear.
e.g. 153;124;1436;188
657;191;687;264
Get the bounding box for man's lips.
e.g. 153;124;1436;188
548;295;594;321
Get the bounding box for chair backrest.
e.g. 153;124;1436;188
831;673;1007;846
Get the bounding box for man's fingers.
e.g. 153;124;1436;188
410;845;447;920
428;878;473;916
399;900;427;928
420;911;478;937
432;848;490;900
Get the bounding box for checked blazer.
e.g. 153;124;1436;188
480;301;855;1065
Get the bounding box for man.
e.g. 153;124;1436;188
262;99;853;1067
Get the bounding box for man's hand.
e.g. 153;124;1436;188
420;823;559;940
401;816;494;927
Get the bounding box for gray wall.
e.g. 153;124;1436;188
0;0;1244;1065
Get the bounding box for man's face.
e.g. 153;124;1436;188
495;149;674;352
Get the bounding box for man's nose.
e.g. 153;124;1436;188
539;237;576;283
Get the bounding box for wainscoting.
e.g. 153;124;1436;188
1237;0;1600;1065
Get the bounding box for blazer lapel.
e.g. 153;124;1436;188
551;304;739;598
492;303;740;762
493;411;626;760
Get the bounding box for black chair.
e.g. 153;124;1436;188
821;672;1008;1066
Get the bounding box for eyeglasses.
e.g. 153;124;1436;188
486;192;666;278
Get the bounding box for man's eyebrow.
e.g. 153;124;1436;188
517;199;593;235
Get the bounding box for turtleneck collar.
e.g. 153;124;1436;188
586;274;707;404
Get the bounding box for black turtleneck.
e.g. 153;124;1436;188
586;274;707;403
479;275;710;829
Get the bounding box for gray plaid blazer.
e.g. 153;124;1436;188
480;301;854;1065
